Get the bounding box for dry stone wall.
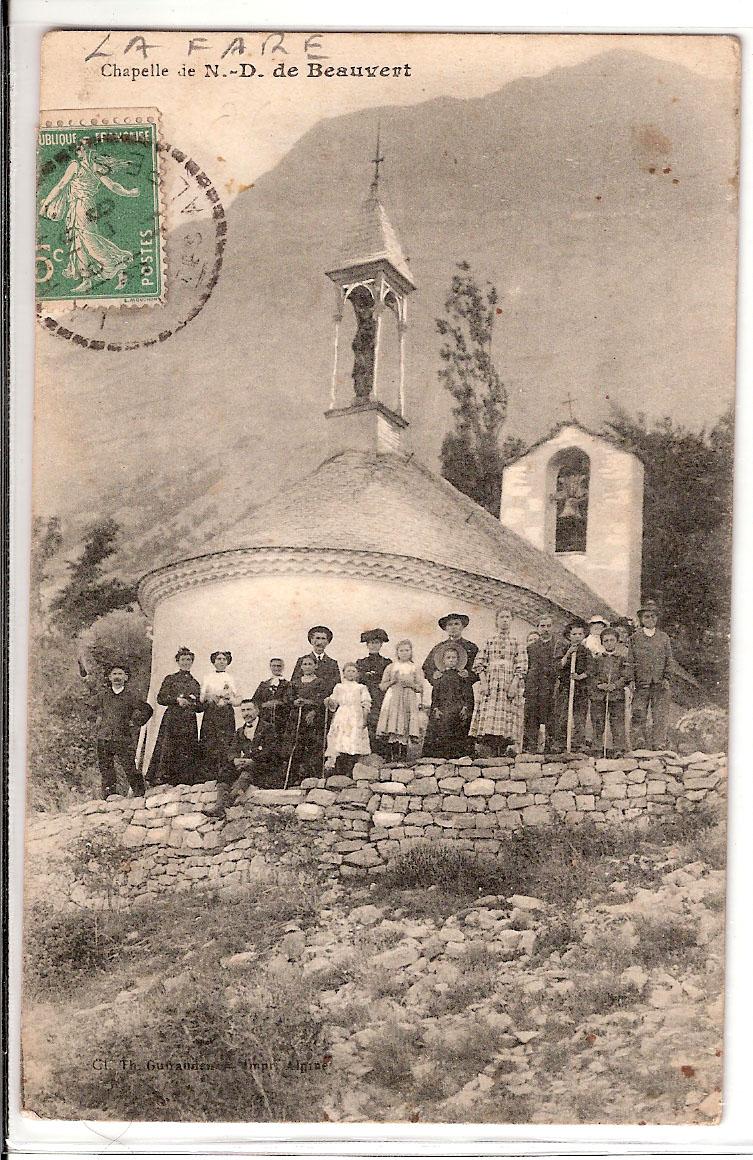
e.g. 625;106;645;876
296;750;726;875
26;751;726;903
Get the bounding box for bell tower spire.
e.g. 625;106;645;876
324;131;416;455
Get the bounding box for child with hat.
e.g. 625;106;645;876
422;642;475;759
588;626;630;756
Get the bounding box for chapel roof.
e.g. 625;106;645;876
151;449;615;621
326;180;416;290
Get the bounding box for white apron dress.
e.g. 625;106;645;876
326;681;371;757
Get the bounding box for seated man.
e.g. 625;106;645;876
208;699;280;817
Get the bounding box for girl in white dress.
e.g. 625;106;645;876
326;663;371;776
377;639;425;762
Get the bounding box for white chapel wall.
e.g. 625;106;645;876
144;572;532;763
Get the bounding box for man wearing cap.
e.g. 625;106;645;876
90;663;153;798
291;626;341;698
356;629;391;752
628;600;674;749
422;613;479;685
584;614;610;656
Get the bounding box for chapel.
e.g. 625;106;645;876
138;156;644;755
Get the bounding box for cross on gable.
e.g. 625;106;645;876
561;392;577;421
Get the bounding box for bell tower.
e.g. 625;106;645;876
324;131;416;455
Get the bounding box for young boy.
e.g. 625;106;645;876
93;664;153;798
588;626;630;756
552;621;592;753
422;643;475;759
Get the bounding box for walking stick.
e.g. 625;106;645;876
565;648;576;754
321;703;330;777
284;706;303;790
603;689;610;759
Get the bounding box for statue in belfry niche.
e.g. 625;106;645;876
351;290;377;398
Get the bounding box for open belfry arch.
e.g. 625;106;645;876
325;130;416;430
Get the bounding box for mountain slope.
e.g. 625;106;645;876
33;49;738;577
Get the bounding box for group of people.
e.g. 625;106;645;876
90;602;674;806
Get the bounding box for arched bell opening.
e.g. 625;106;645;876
546;447;591;554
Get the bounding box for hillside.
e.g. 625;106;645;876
23;806;725;1123
33;48;738;578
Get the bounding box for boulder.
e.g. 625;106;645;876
296;802;324;821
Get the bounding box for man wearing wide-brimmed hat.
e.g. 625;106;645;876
92;662;153;798
422;612;479;685
356;628;391;752
291;625;341;697
628;599;674;749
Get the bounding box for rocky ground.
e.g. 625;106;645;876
23;811;725;1125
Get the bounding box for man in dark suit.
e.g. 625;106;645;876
422;613;480;685
628;600;674;749
92;664;152;798
523;614;559;752
208;700;281;816
291;626;341;696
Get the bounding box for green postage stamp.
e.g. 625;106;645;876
36;109;164;307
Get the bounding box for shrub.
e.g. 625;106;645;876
26;629;99;810
23;901;125;996
631;914;702;969
63;827;133;911
554;975;641;1022
77;607;152;695
39;973;329;1121
378;843;501;896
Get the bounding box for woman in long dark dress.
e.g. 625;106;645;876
199;650;239;779
147;647;203;786
355;628;390;754
422;643;475;759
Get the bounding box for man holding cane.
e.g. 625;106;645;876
551;620;592;753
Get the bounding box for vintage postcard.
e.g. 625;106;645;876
21;30;737;1128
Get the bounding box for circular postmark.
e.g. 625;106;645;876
36;141;226;350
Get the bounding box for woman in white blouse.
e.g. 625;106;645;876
199;650;241;778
